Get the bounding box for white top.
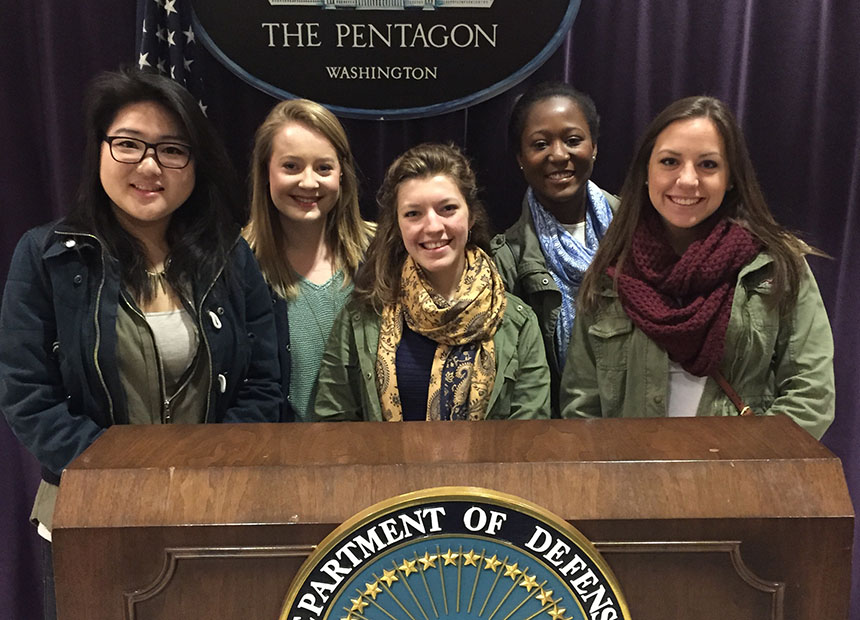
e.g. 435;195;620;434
145;308;198;388
666;360;707;417
562;220;587;245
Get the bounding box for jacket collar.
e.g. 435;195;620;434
44;223;105;260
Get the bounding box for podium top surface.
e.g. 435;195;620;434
65;415;833;468
54;416;853;527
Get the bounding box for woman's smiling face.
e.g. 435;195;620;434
517;95;596;220
397;174;472;299
99;101;195;237
267;121;341;227
647;116;729;251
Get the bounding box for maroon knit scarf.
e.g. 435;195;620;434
610;216;761;376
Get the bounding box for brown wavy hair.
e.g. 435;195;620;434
579;95;823;316
353;143;492;313
243;98;374;298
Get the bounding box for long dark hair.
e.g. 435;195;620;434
66;67;242;301
353;143;492;313
579;95;821;315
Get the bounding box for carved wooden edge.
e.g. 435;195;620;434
124;545;316;620
595;540;785;620
123;540;786;620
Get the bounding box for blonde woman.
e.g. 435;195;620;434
245;99;374;421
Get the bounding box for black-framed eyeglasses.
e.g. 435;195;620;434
102;135;192;169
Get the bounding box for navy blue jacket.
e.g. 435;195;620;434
0;222;282;481
272;293;297;422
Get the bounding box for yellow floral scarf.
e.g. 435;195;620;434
376;246;507;421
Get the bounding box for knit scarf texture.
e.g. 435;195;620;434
376;246;506;421
528;181;613;369
611;216;761;376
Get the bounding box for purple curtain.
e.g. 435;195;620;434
3;1;858;618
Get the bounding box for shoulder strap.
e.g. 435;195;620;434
711;370;754;416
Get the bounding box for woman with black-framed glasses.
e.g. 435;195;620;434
0;67;282;620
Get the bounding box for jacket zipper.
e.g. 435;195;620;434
121;292;199;423
121;293;171;423
58;230;116;424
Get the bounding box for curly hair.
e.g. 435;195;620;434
353;143;492;313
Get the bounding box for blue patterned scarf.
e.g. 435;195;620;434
528;181;613;368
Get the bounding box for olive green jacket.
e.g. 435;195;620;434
559;253;835;439
491;189;619;416
313;293;551;421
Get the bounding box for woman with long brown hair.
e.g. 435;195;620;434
560;96;834;438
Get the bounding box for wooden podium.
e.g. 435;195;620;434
52;416;853;619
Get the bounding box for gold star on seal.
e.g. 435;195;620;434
519;573;538;592
350;597;368;613
379;568;398;586
503;562;522;580
364;581;382;600
461;550;480;566
418;551;438;570
536;589;555;606
483;554;502;572
399;559;418;576
547;599;573;620
441;549;459;565
548;606;571;620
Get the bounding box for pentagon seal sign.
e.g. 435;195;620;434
189;1;581;119
280;487;630;620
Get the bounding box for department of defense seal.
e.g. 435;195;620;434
280;487;630;620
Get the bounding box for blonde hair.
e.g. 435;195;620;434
244;98;374;298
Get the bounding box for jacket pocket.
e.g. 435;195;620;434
588;315;634;370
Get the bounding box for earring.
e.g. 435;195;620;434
592;154;597;161
518;165;523;171
468;229;473;243
645;180;649;186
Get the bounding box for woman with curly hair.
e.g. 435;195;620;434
315;143;550;421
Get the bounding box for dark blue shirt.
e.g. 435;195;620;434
395;323;437;421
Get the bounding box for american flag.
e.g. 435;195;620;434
136;0;207;115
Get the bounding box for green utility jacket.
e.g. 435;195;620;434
314;293;551;421
559;253;835;439
491;189;619;416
